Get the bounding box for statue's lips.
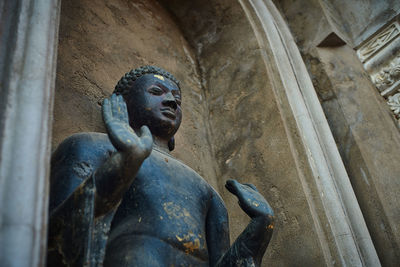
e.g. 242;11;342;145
160;108;176;119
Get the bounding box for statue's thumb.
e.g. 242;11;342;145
225;179;239;195
139;126;153;148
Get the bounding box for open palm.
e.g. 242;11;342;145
102;94;153;159
225;179;273;219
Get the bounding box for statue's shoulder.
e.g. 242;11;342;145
51;132;115;165
54;132;113;154
49;132;115;211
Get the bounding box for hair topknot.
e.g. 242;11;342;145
113;65;180;96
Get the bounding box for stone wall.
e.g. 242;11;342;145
53;0;218;188
53;0;383;265
160;0;331;265
274;0;400;265
54;0;324;265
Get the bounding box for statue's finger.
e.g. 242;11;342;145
102;98;112;125
139;125;151;137
124;97;135;126
139;125;153;150
111;93;119;117
225;179;240;196
244;183;258;192
119;96;129;124
115;95;125;121
111;93;117;102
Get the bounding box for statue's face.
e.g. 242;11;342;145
126;74;182;139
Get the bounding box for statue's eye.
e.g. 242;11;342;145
149;87;163;95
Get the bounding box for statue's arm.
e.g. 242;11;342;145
94;94;152;215
48;133;112;266
206;192;230;266
210;180;274;267
47;95;152;265
50;95;152;216
49;132;109;213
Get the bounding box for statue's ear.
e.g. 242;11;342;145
168;137;175;151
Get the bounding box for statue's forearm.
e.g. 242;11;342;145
216;215;274;267
94;151;144;215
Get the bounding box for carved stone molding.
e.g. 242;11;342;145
356;17;400;125
372;55;400;95
357;21;400;63
388;92;400;125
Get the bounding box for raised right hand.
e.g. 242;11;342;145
102;94;153;160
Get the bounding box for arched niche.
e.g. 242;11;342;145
50;0;379;266
1;0;381;266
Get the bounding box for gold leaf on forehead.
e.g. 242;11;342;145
154;74;165;81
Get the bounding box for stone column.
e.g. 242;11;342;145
0;0;60;266
239;0;380;266
272;0;400;264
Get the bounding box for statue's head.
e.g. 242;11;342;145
114;66;182;150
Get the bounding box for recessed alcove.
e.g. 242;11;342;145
52;0;344;265
2;0;398;265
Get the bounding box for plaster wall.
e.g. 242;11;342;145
52;0;219;188
161;1;332;265
52;0;357;265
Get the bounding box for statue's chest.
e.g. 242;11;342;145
110;151;212;260
119;150;212;221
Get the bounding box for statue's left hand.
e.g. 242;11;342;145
225;179;273;219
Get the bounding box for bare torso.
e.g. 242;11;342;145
49;71;273;266
104;149;216;266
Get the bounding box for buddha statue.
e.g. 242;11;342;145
47;66;274;266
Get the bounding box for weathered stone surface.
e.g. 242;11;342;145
156;0;338;265
356;19;400;127
0;0;60;266
54;0;330;265
316;46;400;266
274;0;400;49
53;0;384;266
53;0;218;189
275;0;400;265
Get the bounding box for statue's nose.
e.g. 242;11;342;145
162;92;177;109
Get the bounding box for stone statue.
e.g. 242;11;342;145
47;66;274;266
